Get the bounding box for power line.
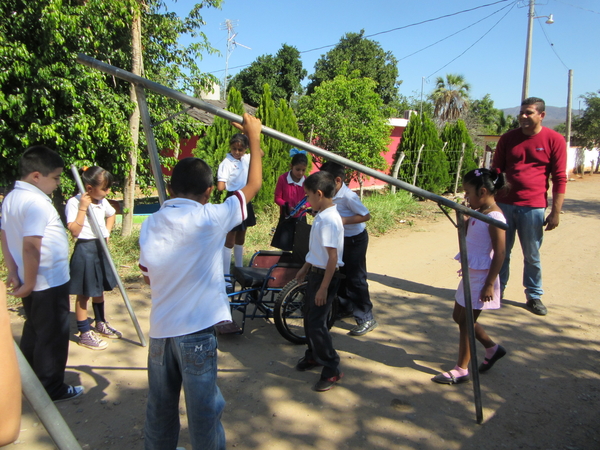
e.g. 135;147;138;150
537;16;570;70
206;0;514;75
552;0;600;14
426;1;517;79
398;2;513;62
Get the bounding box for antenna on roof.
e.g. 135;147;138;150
220;19;251;100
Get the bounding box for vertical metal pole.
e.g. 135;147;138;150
135;85;168;205
16;343;83;450
457;211;483;424
565;69;573;152
71;165;147;347
522;0;535;101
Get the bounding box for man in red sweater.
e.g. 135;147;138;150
492;97;567;316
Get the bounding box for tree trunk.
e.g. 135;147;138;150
122;7;142;237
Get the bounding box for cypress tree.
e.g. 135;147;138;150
397;113;450;194
440;119;478;192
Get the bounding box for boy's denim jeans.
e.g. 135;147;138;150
498;203;545;301
144;327;225;450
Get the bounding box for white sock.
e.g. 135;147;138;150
223;246;232;276
234;244;244;267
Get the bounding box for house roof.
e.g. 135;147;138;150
184;99;257;125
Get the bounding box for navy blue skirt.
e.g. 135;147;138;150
226;192;257;232
69;239;117;297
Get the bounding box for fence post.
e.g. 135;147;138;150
453;143;466;194
390;151;405;194
411;144;425;187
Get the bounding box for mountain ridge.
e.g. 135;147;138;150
501;106;582;130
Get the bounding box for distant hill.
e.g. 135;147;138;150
501;106;582;130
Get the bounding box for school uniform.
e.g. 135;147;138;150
1;181;71;400
65;195;117;297
303;205;344;379
333;183;374;324
139;192;247;450
218;154;255;231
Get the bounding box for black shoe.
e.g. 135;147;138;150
479;345;507;373
295;357;321;372
314;373;343;391
526;298;547;316
348;319;378;336
53;385;84;403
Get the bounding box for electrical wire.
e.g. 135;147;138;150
537;17;570;70
552;0;599;15
398;2;514;62
426;1;517;79
207;0;514;74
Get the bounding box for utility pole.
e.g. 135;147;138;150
565;69;573;150
522;0;535;101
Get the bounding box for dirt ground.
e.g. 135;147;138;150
4;174;600;450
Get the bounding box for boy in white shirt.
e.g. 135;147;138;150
320;161;377;336
139;114;263;450
294;171;345;392
1;145;83;402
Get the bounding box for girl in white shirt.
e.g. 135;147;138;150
66;166;120;350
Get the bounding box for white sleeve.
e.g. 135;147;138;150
217;158;232;183
347;192;370;216
65;197;80;223
103;199;116;218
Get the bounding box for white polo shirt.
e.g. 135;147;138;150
305;204;344;270
65;195;116;239
333;183;370;237
1;181;70;291
139;192;247;339
217;153;250;191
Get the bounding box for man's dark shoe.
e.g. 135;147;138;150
314;373;343;392
53;385;84;403
348;319;378;336
526;298;547;316
295;357;321;372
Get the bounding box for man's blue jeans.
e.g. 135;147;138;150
498;203;545;301
144;328;225;450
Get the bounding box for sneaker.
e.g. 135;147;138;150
295;357;321;372
79;330;108;350
54;385;84;403
314;373;343;392
95;321;123;339
526;298;548;316
348;319;378;336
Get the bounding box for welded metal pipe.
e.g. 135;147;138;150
457;211;483;424
76;53;506;231
16;343;83;450
70;165;147;347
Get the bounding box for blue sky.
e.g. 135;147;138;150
169;0;599;110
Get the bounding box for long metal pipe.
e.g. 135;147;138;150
16;343;83;450
70;165;147;347
76;53;506;231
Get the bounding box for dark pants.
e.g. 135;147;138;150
303;271;340;379
338;229;374;324
20;282;70;400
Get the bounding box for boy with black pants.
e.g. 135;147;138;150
320;162;377;336
294;171;345;391
1;146;83;402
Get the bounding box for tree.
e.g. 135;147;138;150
396;113;450;195
228;44;306;107
0;0;221;231
440;119;478;192
298;74;392;193
254;84;305;210
572;90;600;149
306;30;401;114
431;74;470;123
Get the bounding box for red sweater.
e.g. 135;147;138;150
492;127;567;208
274;172;308;217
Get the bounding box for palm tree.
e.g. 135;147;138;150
431;74;471;122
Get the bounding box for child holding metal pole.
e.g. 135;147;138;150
432;168;508;385
66;166;121;351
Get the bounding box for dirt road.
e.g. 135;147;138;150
5;175;600;450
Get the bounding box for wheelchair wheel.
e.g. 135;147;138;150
274;279;338;345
